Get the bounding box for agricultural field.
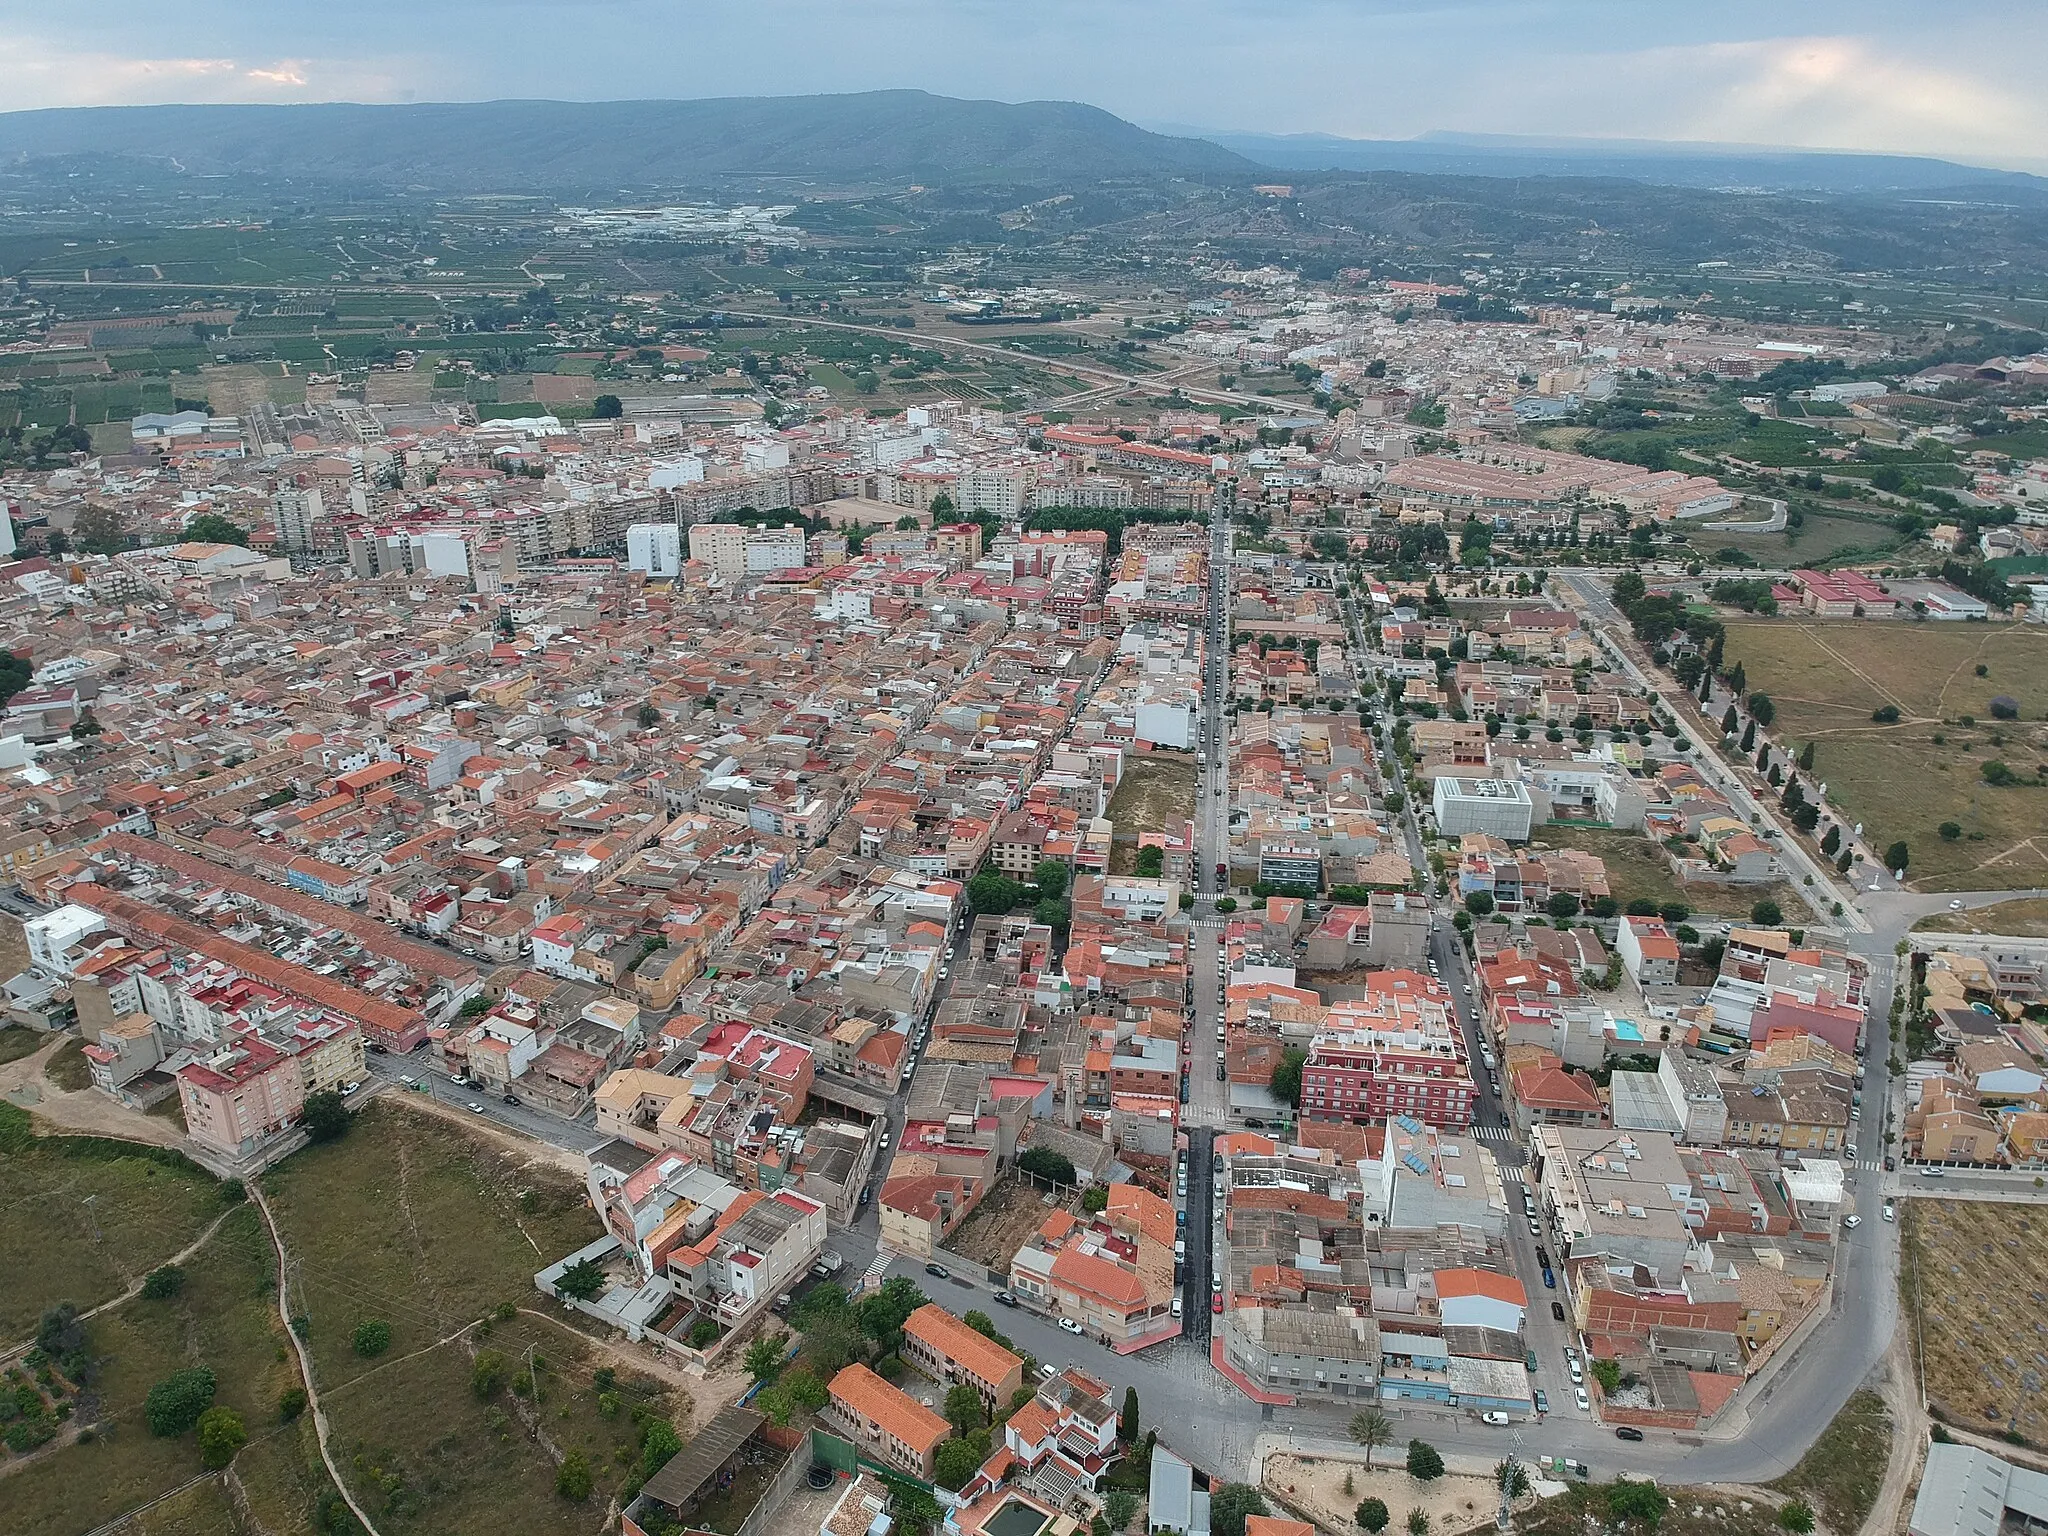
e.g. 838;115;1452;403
0;1098;676;1536
1902;1202;2048;1444
1721;621;2048;890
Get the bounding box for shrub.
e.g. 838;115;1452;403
145;1367;217;1437
196;1405;247;1468
1017;1146;1078;1187
279;1386;307;1422
556;1449;594;1500
301;1090;350;1143
1990;695;2020;721
1779;1500;1815;1533
1357;1498;1390;1532
1871;704;1900;723
141;1265;186;1300
1939;822;1962;841
1750;900;1782;926
352;1320;392;1358
472;1350;508;1399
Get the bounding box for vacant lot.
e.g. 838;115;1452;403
262;1100;667;1536
1723;621;2048;890
944;1174;1071;1272
1530;824;1785;921
1105;755;1197;874
1902;1201;2048;1443
1685;509;1904;569
1915;898;2048;939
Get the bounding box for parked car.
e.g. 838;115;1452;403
1542;1269;1556;1289
340;1081;361;1097
503;1093;519;1106
1480;1411;1511;1426
1551;1301;1566;1322
1533;1389;1549;1414
924;1262;950;1280
1211;1294;1224;1314
1615;1426;1645;1441
468;1102;486;1115
1038;1363;1057;1381
1057;1317;1084;1336
1170;1297;1183;1319
1843;1214;1862;1229
1535;1246;1550;1269
993;1291;1019;1308
1882;1202;1896;1222
1576;1386;1591;1412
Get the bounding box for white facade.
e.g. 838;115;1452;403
26;904;109;977
1133;696;1198;750
1432;777;1534;840
626;522;683;578
687;522;807;579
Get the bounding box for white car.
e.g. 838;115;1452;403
1057;1317;1084;1336
1843;1214;1862;1229
1575;1386;1591;1412
1480;1411;1511;1426
469;1102;486;1115
1948;899;1965;911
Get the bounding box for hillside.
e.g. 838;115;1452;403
0;92;1258;190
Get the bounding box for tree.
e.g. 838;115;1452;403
638;1417;682;1481
1350;1407;1393;1468
196;1405;247;1468
591;394;623;419
1779;1499;1815;1532
1082;1185;1108;1213
1591;895;1620;920
1106;1491;1140;1531
556;1257;606;1302
1884;840;1910;873
1209;1484;1270;1536
1495;1459;1530;1498
1545;891;1580;921
1407;1512;1431;1536
745;1334;788;1384
934;1437;983;1491
301;1090;350;1143
1215;897;1237;913
967;871;1025;915
352;1320;392;1358
142;1265;186;1300
1739;720;1756;753
1135;845;1165;878
1938;821;1962;841
556;1449;593;1500
1017;1146;1078;1188
1356;1498;1390;1533
73;502;131;555
944;1384;985;1436
1463;891;1495;917
1033;859;1069;900
1120;1386;1139;1444
181;512;249;547
1720;705;1738;736
1405;1439;1445;1481
636;702;661;729
1821;825;1842;855
1590;1357;1623;1394
1270;1047;1308;1109
1797;741;1816;772
146;1367;217;1436
1871;704;1901;723
1607;1478;1669;1530
1750;900;1783;927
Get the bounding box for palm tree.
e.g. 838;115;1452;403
1349;1407;1393;1469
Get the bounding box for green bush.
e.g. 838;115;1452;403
352;1320;392;1358
145;1367;217;1437
196;1405;247;1468
141;1265;186;1300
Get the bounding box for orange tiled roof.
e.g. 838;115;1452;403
828;1364;947;1455
904;1304;1023;1389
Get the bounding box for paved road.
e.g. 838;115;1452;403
359;1050;606;1155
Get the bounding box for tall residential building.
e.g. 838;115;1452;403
626;522;683;578
273;484;324;550
687;521;806;578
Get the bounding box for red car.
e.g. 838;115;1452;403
1211;1293;1224;1314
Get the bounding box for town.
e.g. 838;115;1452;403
2;77;2048;1536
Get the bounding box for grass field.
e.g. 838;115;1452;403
3;1099;670;1535
262;1100;665;1535
1722;620;2048;890
1902;1201;2048;1444
1527;824;1794;920
0;1101;230;1341
1914;898;2048;939
0;1023;47;1066
1681;510;1904;568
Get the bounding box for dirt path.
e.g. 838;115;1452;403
509;1306;731;1431
1861;1319;1929;1536
250;1182;386;1536
0;1033;189;1151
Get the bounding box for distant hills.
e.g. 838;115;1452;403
0;92;1256;190
1182;127;2048;198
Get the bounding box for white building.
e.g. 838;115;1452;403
626;522;683;578
26;904;111;977
687;522;807;579
1431;777;1534;840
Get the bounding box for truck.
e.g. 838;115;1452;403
811;1251;845;1279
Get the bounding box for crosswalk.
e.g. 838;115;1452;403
853;1253;892;1294
1471;1125;1521;1146
1852;1158;1884;1173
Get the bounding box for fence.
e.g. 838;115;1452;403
732;1442;811;1536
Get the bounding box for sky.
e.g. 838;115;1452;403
4;0;2047;172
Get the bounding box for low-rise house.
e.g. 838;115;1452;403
826;1363;949;1479
900;1303;1024;1412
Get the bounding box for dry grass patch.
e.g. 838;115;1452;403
1263;1451;1510;1536
1723;620;2048;890
1914;898;2048;939
943;1175;1072;1272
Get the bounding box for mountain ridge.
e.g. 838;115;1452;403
0;92;1259;190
